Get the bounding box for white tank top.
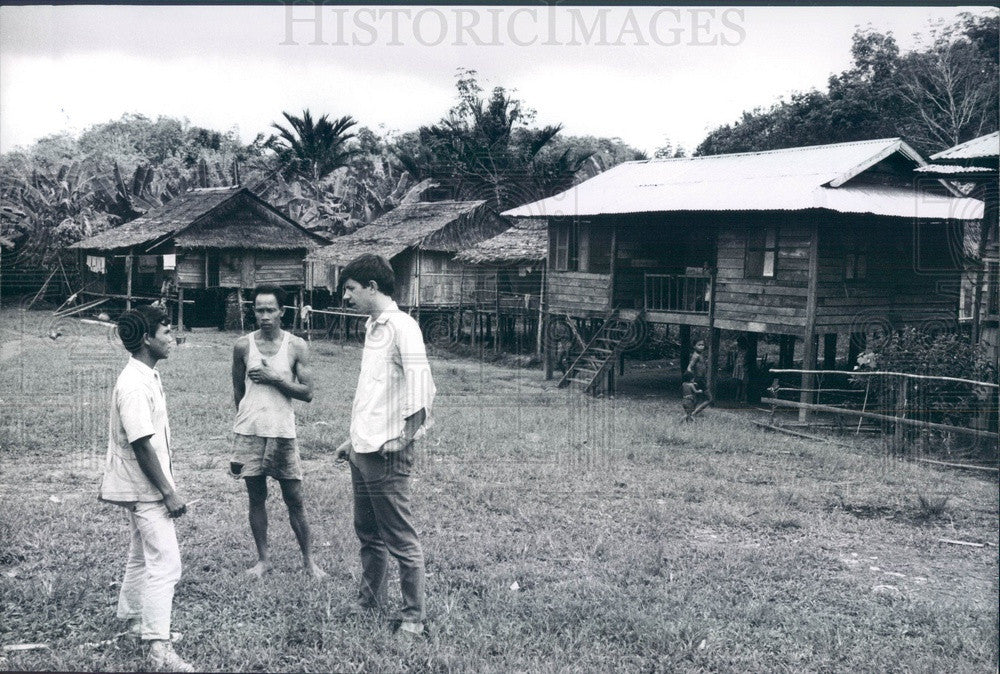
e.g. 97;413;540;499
233;331;297;438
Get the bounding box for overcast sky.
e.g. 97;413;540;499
0;4;992;155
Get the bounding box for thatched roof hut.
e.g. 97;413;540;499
69;186;325;328
70;186;324;253
306;200;511;307
306;200;503;267
455;219;547;266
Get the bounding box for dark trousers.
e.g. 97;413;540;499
349;446;425;622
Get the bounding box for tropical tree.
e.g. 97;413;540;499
895;15;999;149
393;69;593;210
695;12;999;156
269;109;359;182
0;161;117;263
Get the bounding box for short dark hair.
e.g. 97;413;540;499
253;285;287;307
118;305;170;353
340;254;395;297
682;370;694;383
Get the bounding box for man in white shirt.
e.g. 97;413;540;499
335;254;436;641
99;305;194;672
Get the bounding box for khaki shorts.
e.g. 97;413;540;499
229;434;303;481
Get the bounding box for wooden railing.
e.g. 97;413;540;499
643;273;711;314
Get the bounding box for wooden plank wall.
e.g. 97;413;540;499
548;271;610;315
713;213;811;334
417;251;469;306
253;252;306;285
814;215;957;332
176;253;205;288
177;251;305;289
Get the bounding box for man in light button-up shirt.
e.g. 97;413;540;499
99;305;194;673
335;254;435;641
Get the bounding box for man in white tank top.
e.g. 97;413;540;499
230;286;325;579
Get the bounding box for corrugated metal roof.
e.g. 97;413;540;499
930;132;999;161
914;164;991;174
502;138;983;220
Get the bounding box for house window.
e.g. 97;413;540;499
746;226;778;278
844;227;869;280
554;220;579;271
86;255;106;274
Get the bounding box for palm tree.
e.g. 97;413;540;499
269;109;359;182
393;80;591;211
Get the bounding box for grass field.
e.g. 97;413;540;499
1;309;997;673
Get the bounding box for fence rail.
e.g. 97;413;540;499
763;368;999;458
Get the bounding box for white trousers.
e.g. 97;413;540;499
115;501;182;641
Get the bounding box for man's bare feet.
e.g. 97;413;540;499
245;561;269;578
305;561;328;579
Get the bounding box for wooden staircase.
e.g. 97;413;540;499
557;312;640;393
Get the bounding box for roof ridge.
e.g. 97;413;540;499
930;131;1000;160
627;138;901;166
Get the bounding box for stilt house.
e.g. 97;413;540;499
502;138;985;395
71;186;325;327
455;218;548;353
305;200;509;311
917;132;999;360
455;218;547;312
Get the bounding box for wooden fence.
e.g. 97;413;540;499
761;368;999;461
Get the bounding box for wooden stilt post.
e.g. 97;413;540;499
679;324;691;373
125;253;134;311
494;272;501;353
177;286;185;332
708;327;720;402
894;375;908;452
706;270;718;401
535;274;544;358
744;332;758;403
457;266;465;344
238;285;245;333
799;224;820;422
297;288;304;332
